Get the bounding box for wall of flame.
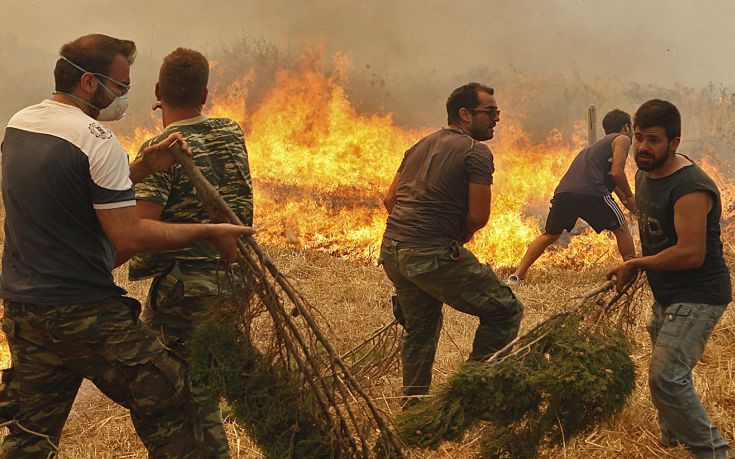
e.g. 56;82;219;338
118;60;734;271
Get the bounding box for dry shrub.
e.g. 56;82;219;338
397;310;636;457
0;246;731;458
189;320;332;459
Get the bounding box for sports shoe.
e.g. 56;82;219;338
507;274;523;286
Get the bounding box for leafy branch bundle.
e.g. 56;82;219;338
397;277;645;457
170;145;404;458
190;320;334;458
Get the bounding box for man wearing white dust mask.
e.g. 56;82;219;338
0;33;253;457
55;53;131;122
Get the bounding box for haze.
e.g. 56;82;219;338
3;0;735;134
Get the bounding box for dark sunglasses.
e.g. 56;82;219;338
469;106;500;116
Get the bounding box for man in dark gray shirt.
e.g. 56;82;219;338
380;82;524;408
510;109;637;283
609;100;732;459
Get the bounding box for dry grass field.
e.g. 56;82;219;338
2;47;734;456
1;31;735;458
0;242;732;458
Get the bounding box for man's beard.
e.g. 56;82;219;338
635;145;671;171
469;123;493;141
88;85;110;119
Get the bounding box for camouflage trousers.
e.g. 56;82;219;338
379;238;524;407
0;296;201;458
144;265;235;459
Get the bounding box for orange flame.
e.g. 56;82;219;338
117;57;734;270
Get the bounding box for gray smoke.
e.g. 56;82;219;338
3;0;735;160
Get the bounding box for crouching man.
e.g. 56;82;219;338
379;83;523;409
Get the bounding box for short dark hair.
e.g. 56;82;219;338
634;99;681;140
55;34;136;93
602;109;631;134
159;48;209;108
446;82;495;124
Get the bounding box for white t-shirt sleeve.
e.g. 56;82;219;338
84;125;135;209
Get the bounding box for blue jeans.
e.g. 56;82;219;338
647;301;733;458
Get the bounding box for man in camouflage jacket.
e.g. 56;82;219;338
129;48;253;458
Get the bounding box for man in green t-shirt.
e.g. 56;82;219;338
129;48;254;457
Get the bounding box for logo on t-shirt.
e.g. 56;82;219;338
88;122;113;139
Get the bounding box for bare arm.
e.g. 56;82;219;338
607;191;712;290
463;183;492;243
612;185;625;201
383;172;400;213
613;185;636;215
97;206;253;267
135;200;164;221
610;135;636;213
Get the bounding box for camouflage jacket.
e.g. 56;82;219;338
128;115;253;282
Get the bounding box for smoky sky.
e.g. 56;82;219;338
3;0;735;132
6;1;735;82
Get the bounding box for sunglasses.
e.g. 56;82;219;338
469;106;500;116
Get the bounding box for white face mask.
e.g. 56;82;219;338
58;56;131;121
95;92;129;121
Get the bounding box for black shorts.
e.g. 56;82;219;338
545;192;625;235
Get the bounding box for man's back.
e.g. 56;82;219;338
0;100;132;304
129;116;252;280
555;132;620;197
383;128;494;246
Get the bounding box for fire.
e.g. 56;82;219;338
206;68;254;125
243;64;424;259
118;126;158;157
116;57;734;270
471;122;613;268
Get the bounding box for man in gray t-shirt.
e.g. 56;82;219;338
510;109;637;283
380;82;524;408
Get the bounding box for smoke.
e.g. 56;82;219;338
3;0;735;161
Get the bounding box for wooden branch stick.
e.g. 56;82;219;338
0;419;58;452
484;279;617;364
570;280;614;311
171;147;359;451
169;143;404;456
234;241;357;451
